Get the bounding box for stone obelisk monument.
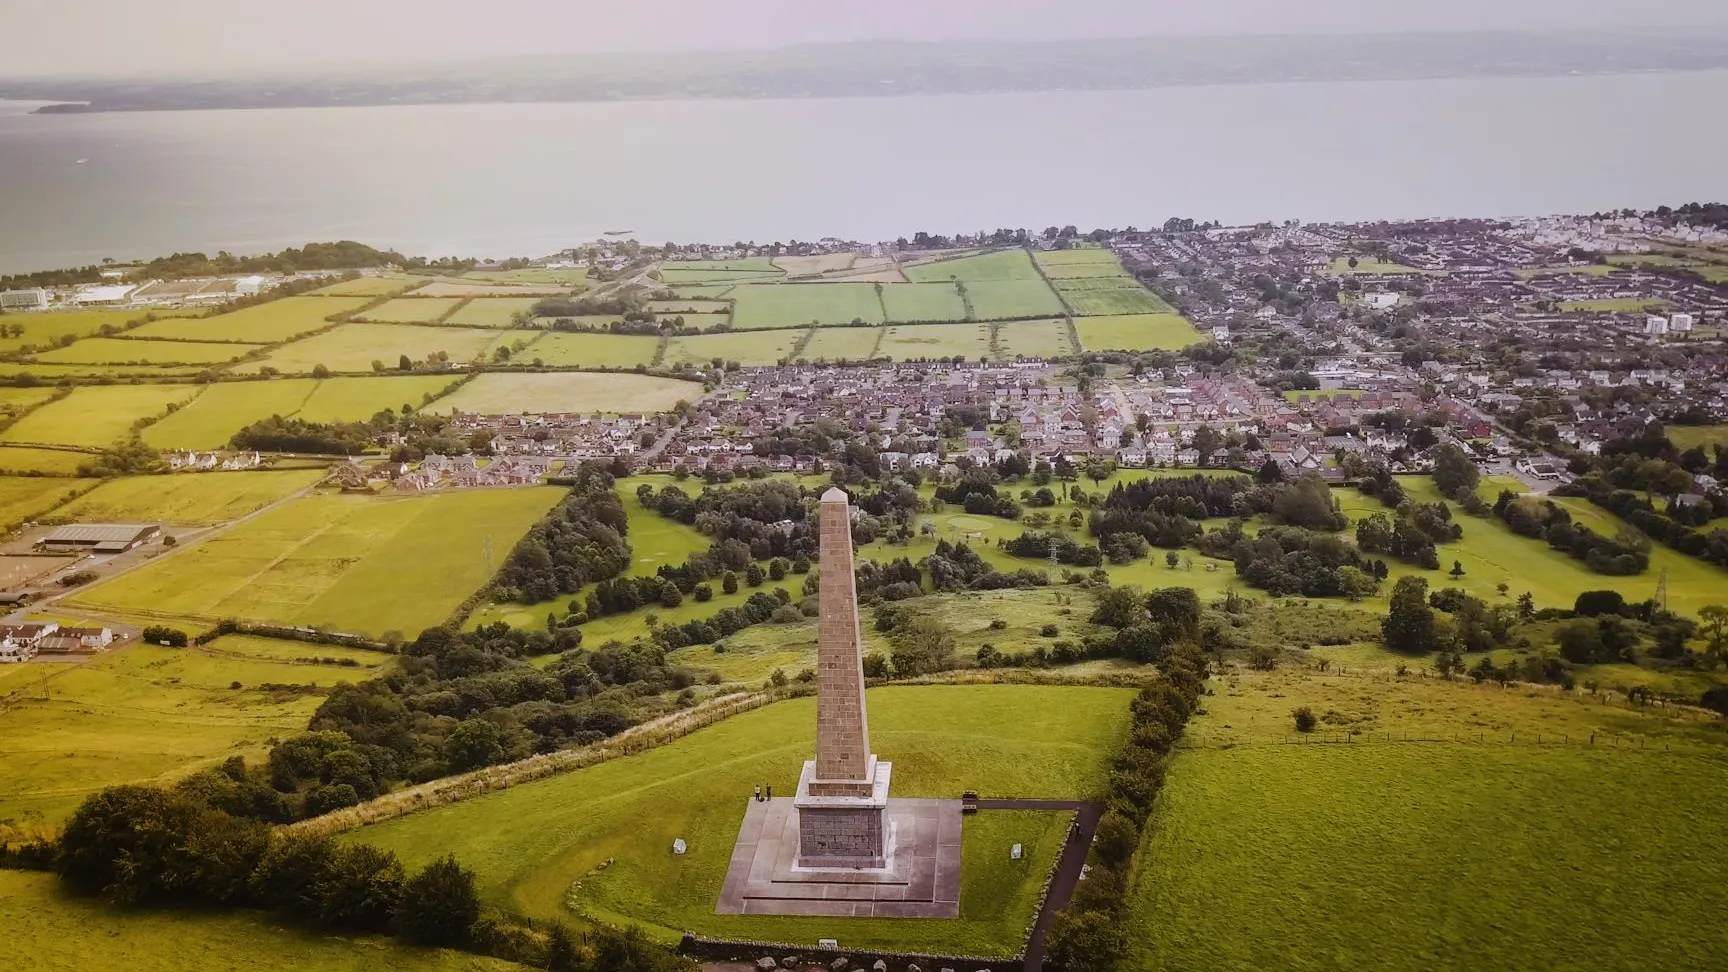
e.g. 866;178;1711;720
792;487;892;867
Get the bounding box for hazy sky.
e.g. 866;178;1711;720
5;0;1727;77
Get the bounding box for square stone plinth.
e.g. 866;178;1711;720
716;797;962;918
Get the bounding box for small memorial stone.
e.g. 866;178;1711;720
1011;843;1023;860
672;838;687;855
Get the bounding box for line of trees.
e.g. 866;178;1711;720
1046;638;1209;972
32;777;688;970
1493;490;1650;575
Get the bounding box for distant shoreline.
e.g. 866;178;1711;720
10;29;1728;115
19;65;1720;116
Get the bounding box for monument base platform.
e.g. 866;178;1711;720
716;797;962;918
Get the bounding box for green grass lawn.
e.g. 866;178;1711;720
0;445;100;475
66;488;564;637
1129;667;1728;972
523;331;662;369
1557;298;1671;313
662;330;800;367
1074;313;1202;351
425;373;699;415
994;318;1076;359
799;326;881;361
728;283;886;329
359;297;465;324
49;469;325;525
444;298;541;328
0;308;156;353
880;281;969;323
966;279;1067;319
127;297;370;343
143;376;462;450
1327;257;1422;275
0;871;521;972
31;337;264;366
0;638;390;823
234;323;517;375
349;684;1133;954
878;322;993;359
0;384;201;449
1664;424;1728;452
1057;283;1173;316
0;475;92;529
307;275;423;298
906;249;1040;283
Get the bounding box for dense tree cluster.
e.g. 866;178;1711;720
1004;531;1103;567
1354;502;1460;569
934;470;1021;520
494;463;631;602
922;539;1048;592
1561;480;1728;570
1493;491;1649;575
231;407;467;458
1200;520;1382;598
651;590;790;649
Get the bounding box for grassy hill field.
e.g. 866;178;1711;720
0;871;522;972
348;684;1133;955
1129;667;1728;972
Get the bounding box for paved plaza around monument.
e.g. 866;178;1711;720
715;797;963;918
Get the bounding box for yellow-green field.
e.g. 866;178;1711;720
66;488;564;636
523;331;662;369
0;385;59;414
0;308;153;352
50;470;326;525
800;326;882;361
0;871;522;972
880;281;970;323
878;322;992;359
127;297;370;343
445;298;541;328
0;638;392;822
662;330;799;367
359;297;464;324
350;685;1132;955
1056;281;1174;316
1075;313;1205;351
465;267;591;288
143;376;463;450
235;323;517;375
30;337;264;366
0;476;93;529
426;372;699;416
0;384;201;449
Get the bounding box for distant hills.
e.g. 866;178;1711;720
7;30;1728;113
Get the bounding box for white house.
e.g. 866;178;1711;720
0;288;49;310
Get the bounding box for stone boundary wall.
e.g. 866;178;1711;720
677;933;1020;972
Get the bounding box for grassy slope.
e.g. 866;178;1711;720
0;476;93;528
1130;668;1728;972
0;871;522;972
351;685;1133;955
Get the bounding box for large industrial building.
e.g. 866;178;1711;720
36;523;162;554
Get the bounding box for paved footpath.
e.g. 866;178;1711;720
974;799;1103;972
